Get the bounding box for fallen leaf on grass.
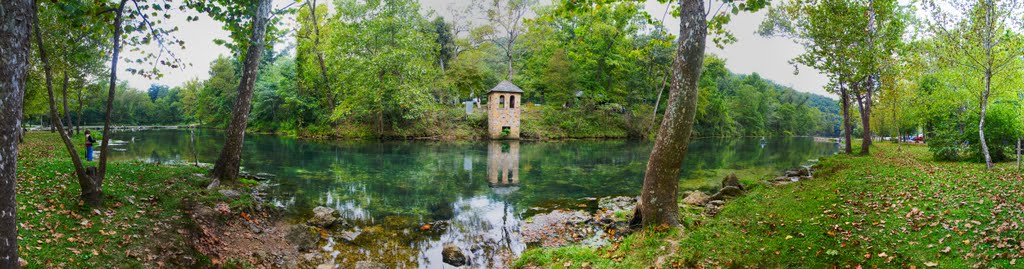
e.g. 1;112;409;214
924;262;938;267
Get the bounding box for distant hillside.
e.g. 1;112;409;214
692;56;840;137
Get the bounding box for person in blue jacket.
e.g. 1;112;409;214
85;130;96;161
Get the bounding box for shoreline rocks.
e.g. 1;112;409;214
707;173;745;202
307;206;345;228
355;261;388;269
285;225;321;252
442;244;468;266
598;196;636;213
682;191;710;206
770;167;814;186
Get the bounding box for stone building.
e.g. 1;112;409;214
487;81;523;139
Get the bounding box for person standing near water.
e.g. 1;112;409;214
85;130;96;161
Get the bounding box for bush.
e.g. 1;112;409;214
927;104;1020;162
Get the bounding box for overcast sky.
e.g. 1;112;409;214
120;0;831;98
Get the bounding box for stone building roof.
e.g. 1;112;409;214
488;80;524;94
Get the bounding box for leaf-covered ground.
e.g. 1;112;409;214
15;132;219;268
517;142;1024;268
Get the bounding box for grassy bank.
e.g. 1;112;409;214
516;142;1024;268
14;132;244;268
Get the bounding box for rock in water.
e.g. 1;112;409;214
339;230;361;242
355;261;388;269
254;172;276;180
218;189;242;199
682;191;710;206
286;225;321;252
721;173;743;190
598;196;637;213
442;244;468;266
521;210;592;247
307;206;342;228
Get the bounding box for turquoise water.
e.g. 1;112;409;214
110;129;838;267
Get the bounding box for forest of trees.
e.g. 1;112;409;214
21;0;839;139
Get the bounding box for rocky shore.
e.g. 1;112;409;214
186;166;816;268
519;167;819;253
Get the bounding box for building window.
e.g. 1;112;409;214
499;95;505;108
510;95;516;108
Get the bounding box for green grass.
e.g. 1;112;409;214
516;142;1024;268
14;132;242;268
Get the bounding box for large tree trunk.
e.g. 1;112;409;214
97;0;128;193
631;0;705;228
34;5;101;206
979;70;993;169
210;0;272;182
856;85;872;156
0;0;33;267
840;83;853;154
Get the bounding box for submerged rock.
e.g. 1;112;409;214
419;220;450;232
598;196;637;213
239;171;275;181
442;244;468;266
339;229;361;242
682;191;710;206
255;172;276;180
307;206;343;228
522;210;592;247
355;261;387;269
293;253;323;268
285;225;321;252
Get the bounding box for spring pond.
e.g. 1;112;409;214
108;129;838;268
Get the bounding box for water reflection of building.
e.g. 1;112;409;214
487;141;520;188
